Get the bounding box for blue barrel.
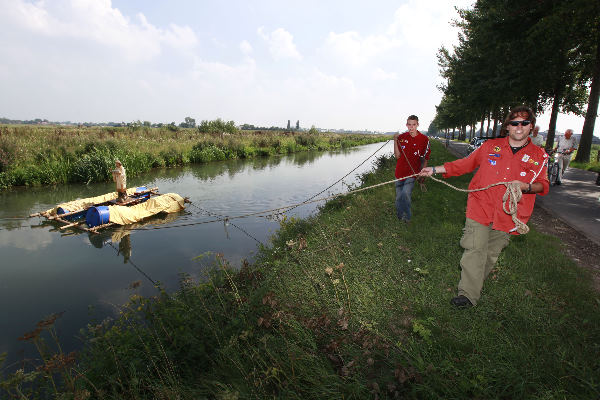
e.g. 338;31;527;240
86;206;110;228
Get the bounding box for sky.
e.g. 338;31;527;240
0;0;597;136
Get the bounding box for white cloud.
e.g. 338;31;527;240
388;0;472;52
0;0;198;62
321;0;471;68
372;67;398;81
191;57;256;85
240;40;253;55
323;31;401;67
257;26;302;61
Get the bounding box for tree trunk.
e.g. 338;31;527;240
452;128;456;140
485;112;491;138
491;108;499;138
574;33;600;163
545;93;560;150
480;110;486;137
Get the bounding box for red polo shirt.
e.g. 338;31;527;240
395;131;431;179
443;137;549;234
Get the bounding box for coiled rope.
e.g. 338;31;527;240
424;174;528;234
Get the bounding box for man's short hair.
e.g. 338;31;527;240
407;115;419;122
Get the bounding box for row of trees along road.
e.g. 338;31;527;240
433;0;600;162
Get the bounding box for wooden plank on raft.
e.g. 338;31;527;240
88;222;116;233
59;222;81;230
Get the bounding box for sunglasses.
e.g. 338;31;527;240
508;120;531;127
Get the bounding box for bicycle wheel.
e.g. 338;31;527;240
549;163;559;185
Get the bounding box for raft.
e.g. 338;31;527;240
31;187;189;233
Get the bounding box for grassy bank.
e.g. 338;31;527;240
0;124;387;190
2;140;599;399
569;144;600;172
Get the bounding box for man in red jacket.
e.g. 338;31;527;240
420;106;549;307
393;115;430;223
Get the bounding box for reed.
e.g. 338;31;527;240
0;124;388;190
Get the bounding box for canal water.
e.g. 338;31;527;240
0;141;393;369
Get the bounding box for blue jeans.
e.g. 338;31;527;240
395;177;415;221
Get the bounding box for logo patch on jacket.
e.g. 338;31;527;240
521;154;530;162
493;146;501;152
488;153;501;158
487;159;497;166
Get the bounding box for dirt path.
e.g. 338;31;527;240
529;205;600;292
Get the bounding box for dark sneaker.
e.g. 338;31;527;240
450;295;473;308
555;181;561;186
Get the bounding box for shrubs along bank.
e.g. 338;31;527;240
3;140;599;399
0;124;388;190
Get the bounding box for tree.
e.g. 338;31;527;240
287;120;291;130
434;0;597;152
572;0;600;162
197;119;238;135
180;117;196;128
576;35;600;162
296;120;300;130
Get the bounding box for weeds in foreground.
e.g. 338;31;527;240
0;312;83;399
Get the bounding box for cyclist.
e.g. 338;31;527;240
552;129;577;185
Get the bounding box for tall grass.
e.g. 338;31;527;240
0;125;388;190
3;140;598;399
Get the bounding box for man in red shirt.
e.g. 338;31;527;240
393;115;431;223
420;106;549;307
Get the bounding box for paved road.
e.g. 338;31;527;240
536;168;600;245
442;138;600;245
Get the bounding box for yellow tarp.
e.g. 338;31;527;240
107;193;186;226
44;188;139;216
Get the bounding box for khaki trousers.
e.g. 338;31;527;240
457;218;510;305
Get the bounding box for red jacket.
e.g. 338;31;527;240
395;131;431;179
443;137;549;234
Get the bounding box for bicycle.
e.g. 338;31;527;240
547;150;570;186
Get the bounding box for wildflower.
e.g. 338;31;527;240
129;280;141;289
18;328;42;341
36;311;65;328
